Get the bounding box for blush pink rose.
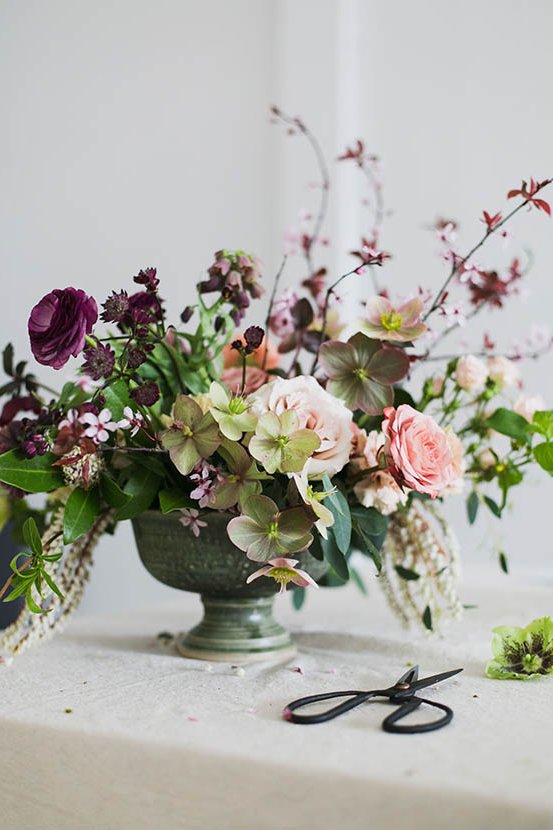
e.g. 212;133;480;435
381;404;459;498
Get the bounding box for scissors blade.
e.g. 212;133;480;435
394;665;419;687
408;667;463;693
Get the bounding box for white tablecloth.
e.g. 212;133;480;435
1;565;553;830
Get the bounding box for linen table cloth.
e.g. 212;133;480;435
1;565;552;830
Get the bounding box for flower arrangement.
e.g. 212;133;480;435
1;107;552;652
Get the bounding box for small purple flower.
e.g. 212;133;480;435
180;306;194;324
101;290;130;324
179;508;207;538
128;291;164;326
131;381;160;407
21;434;49;458
125;347;147;370
28;287;98;369
82;342;116;380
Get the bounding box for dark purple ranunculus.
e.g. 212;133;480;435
28;287;98;369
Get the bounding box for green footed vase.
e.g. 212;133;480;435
131;511;328;663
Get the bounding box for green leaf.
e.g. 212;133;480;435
530;410;553;441
291;587;306;610
422;605;433;631
22;517;42;556
101;475;131;509
3;343;14;376
159;487;194;513
467;491;479;525
58;381;89;409
350;566;367;595
534;442;553;474
116;469;162;521
394;565;420;581
42;569;64;599
322;476;351;555
498;551;509;574
485;408;530;443
103;379;132;421
320;531;349;580
0;450;64;493
64;487;101;544
350;506;388;538
355;524;383;572
484;496;502;518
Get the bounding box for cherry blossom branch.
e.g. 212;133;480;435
310;265;366;374
271;107;330;276
424;180;552;321
262;254;287;371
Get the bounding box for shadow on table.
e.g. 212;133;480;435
61;630;162;656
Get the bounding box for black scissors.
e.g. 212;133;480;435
283;665;463;733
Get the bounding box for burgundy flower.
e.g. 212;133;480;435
28;287;98;369
126;346;147;370
101;290;130;324
0;395;42;426
128;291;164;326
82;342;116;380
133;267;159;293
244;326;264;353
131;381;160;407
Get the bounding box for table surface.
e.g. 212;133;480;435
1;564;553;830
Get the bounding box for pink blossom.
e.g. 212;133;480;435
117;406;145;437
246;557;319;593
454;355;488;393
439;301;467;327
80;408;119;444
268;288;299;338
514;394;545;423
179;508;207;538
189;461;223;508
382;405;461;498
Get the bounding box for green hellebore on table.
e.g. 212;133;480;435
485;616;553;680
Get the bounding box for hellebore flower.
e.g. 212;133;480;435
249;411;321;474
485;617;553;680
292;465;335;539
319;332;409;415
246;557;319;593
227;494;314;562
160;395;221;476
363;296;427;343
28;287;98;369
210;441;270;510
208;381;256;441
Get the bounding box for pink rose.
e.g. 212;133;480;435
381;404;460;498
250;375;353;478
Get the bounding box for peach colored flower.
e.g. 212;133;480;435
514;394;545;423
442;427;466;495
454;355;488;393
221;366;268;395
249;375;353;478
381;405;459;498
354;470;407;515
477;448;496;470
487;355;520;388
222;340;280;370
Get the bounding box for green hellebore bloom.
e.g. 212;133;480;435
160;395;221;476
319;332;410;415
227;494;314;562
208;381;256;441
210;440;270;510
249;410;321;474
485;616;553;680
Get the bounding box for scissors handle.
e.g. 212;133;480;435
284;690;376;724
382;696;454;734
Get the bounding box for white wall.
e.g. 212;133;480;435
1;0;551;615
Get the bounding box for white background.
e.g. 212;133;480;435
1;0;551;614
